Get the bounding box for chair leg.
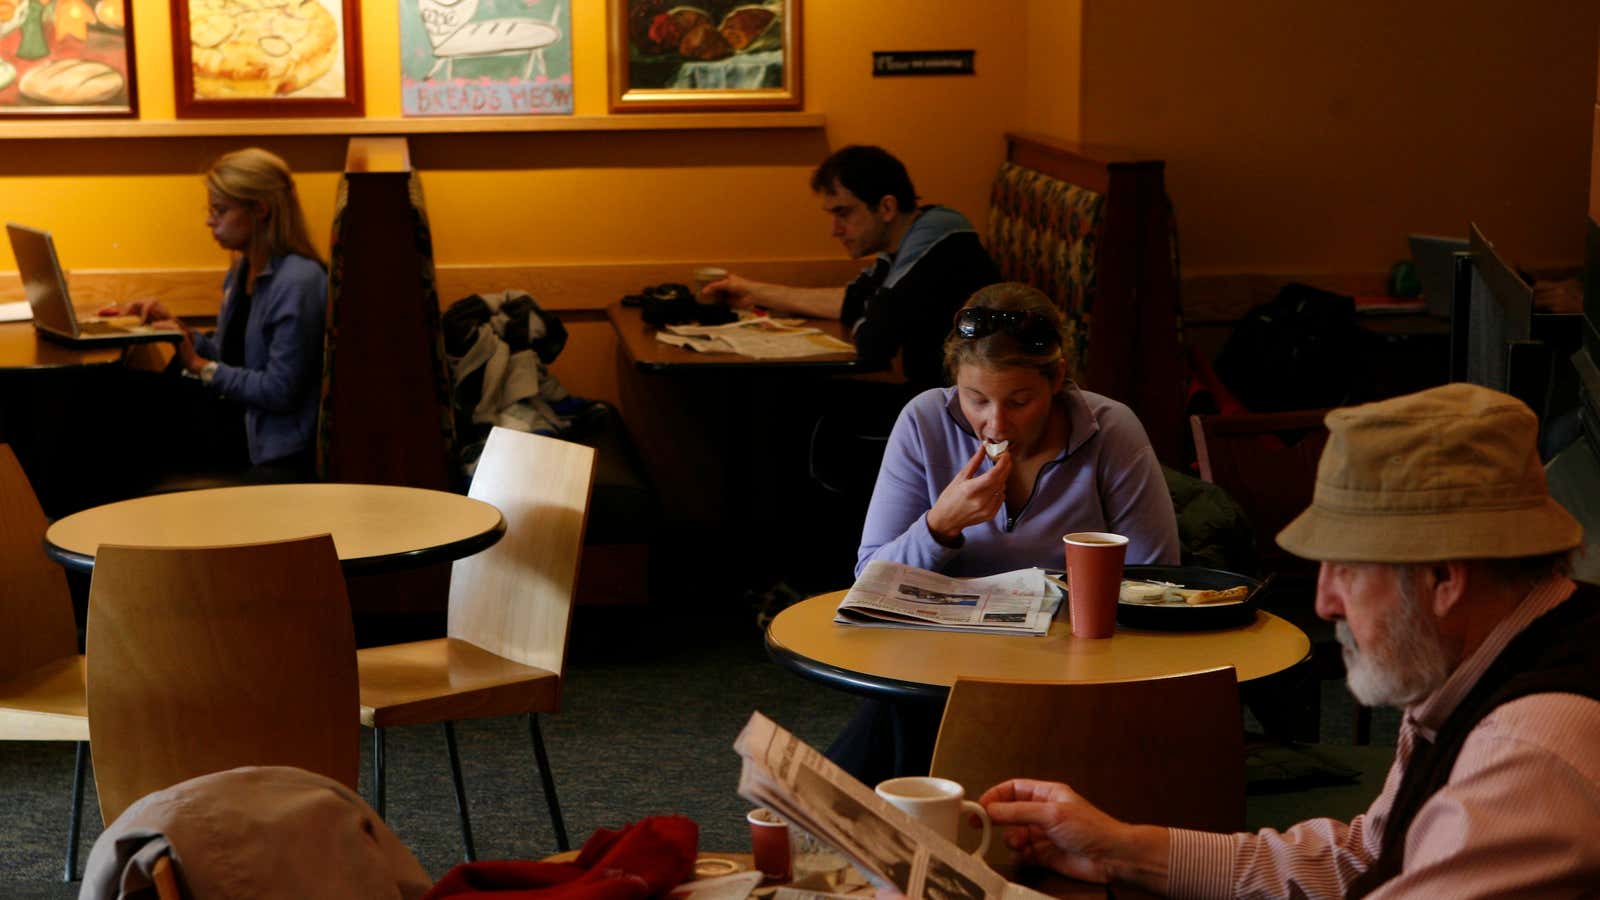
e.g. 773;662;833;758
529;713;569;851
443;722;477;862
63;741;87;882
373;727;387;820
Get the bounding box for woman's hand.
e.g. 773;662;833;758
158;319;204;374
979;779;1169;891
926;445;1012;546
103;299;174;323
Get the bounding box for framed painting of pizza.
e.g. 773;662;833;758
609;0;800;112
0;0;138;117
170;0;364;118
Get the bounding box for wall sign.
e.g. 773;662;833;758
872;50;974;77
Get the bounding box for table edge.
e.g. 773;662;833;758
42;502;507;575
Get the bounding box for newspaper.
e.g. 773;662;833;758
833;561;1060;635
735;712;1054;900
654;316;855;359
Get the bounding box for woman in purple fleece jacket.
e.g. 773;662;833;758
828;282;1181;784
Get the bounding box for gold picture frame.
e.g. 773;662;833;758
609;0;800;112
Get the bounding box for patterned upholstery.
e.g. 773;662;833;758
986;161;1105;383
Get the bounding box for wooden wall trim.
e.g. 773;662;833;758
0;258;864;318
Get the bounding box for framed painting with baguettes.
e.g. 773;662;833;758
610;0;800;112
170;0;363;118
0;0;138;117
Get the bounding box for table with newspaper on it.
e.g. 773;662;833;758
607;302;865;373
653;315;857;360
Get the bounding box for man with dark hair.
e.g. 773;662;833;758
967;383;1600;898
702;144;999;387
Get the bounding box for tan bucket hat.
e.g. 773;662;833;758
1276;383;1582;562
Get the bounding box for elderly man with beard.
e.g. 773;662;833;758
971;383;1600;898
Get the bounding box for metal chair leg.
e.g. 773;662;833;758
63;741;87;882
529;713;569;851
444;722;477;861
373;727;387;820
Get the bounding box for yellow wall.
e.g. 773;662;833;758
2;0;1029;274
1023;0;1082;142
1075;1;1600;276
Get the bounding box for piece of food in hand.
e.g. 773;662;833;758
983;440;1010;459
1185;586;1250;605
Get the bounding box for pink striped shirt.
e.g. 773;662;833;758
1167;576;1600;899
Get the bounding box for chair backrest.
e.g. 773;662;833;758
0;443;78;681
448;427;595;678
1190;410;1330;576
987;132;1186;465
86;535;359;825
319;138;457;490
930;668;1243;867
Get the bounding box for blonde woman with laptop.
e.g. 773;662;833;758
112;148;327;481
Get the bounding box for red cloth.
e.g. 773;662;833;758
422;816;699;900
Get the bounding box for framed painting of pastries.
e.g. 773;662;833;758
170;0;364;118
0;0;138;117
609;0;800;112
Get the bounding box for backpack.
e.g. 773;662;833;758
1213;283;1376;412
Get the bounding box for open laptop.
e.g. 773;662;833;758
6;223;183;347
1408;233;1471;319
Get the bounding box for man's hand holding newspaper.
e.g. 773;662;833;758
734;712;1058;900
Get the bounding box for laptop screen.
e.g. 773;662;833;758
6;223;78;337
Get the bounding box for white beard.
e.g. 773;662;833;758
1337;585;1454;708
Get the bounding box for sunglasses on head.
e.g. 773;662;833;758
953;307;1058;353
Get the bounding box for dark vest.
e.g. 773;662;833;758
1346;581;1600;898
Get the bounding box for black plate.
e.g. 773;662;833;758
1114;566;1262;631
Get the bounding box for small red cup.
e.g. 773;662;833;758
747;807;791;882
1063;532;1128;638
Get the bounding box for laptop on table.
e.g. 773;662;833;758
6;223;183;347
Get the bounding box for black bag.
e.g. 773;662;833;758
1213;283;1376;412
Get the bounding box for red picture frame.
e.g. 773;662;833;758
170;0;364;118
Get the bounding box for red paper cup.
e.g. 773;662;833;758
1063;532;1128;638
747;807;791;882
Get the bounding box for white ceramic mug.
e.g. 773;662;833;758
874;776;992;857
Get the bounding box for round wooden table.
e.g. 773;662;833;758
766;590;1312;702
44;483;506;576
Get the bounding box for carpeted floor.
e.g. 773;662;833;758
0;601;1397;898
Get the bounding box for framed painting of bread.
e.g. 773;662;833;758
0;0;137;117
170;0;364;118
610;0;800;112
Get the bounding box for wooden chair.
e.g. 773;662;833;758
85;535;359;825
929;669;1243;869
151;855;180;900
1190;410;1370;744
357;427;595;858
0;443;91;881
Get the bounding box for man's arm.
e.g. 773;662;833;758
701;274;845;319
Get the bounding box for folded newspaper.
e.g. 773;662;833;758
654;316;855;359
735;712;1055;900
834;561;1060;635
